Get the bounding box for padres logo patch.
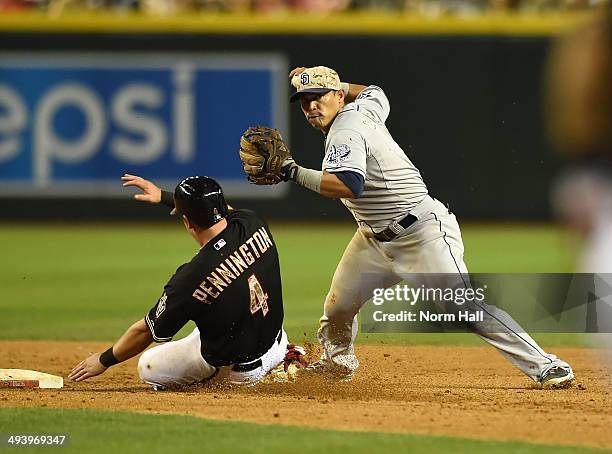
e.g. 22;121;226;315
326;144;351;166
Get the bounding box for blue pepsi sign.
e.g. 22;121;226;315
0;53;289;198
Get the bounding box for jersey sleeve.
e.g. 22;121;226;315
333;170;365;198
353;85;390;123
323;129;367;179
144;270;195;343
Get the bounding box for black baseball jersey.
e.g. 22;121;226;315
144;209;284;366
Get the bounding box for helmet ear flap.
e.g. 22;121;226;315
173;176;228;229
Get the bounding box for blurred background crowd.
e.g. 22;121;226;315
1;0;609;14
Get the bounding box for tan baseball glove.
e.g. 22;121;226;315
239;126;292;185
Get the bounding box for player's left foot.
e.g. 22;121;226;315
539;365;575;389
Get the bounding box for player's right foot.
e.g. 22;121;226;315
539;365;575;389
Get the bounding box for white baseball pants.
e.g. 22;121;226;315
318;195;570;382
138;328;288;388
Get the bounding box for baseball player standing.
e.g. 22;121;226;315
69;176;302;388
239;65;574;388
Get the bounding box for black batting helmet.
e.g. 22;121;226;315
173;176;229;229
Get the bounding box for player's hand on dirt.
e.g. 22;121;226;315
68;353;108;382
283;344;308;372
121;174;162;204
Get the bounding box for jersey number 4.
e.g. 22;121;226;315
248;274;269;316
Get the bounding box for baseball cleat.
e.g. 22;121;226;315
301;359;354;382
151;383;168;391
539;365;575;389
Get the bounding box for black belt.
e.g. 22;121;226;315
374;213;418;242
230;330;282;373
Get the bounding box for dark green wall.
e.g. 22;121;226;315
0;32;561;221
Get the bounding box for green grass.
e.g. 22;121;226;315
0;408;605;454
0;226;598;453
0;222;585;346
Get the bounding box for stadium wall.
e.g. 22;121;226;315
0;14;585;221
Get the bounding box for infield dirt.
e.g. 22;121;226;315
1;342;610;449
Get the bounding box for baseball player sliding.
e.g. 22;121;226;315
238;65;575;388
69;176;305;389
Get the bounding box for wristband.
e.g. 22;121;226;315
99;347;120;368
281;158;322;194
294;166;323;194
160;190;175;209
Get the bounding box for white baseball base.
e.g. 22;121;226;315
0;369;63;389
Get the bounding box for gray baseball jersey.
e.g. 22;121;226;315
322;85;428;231
313;84;572;386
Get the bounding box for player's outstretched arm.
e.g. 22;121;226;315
281;161;360;199
239;126;360;198
68;319;153;382
121;174;162;204
122;174;176;210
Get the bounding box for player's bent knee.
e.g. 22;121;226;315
137;349;162;384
